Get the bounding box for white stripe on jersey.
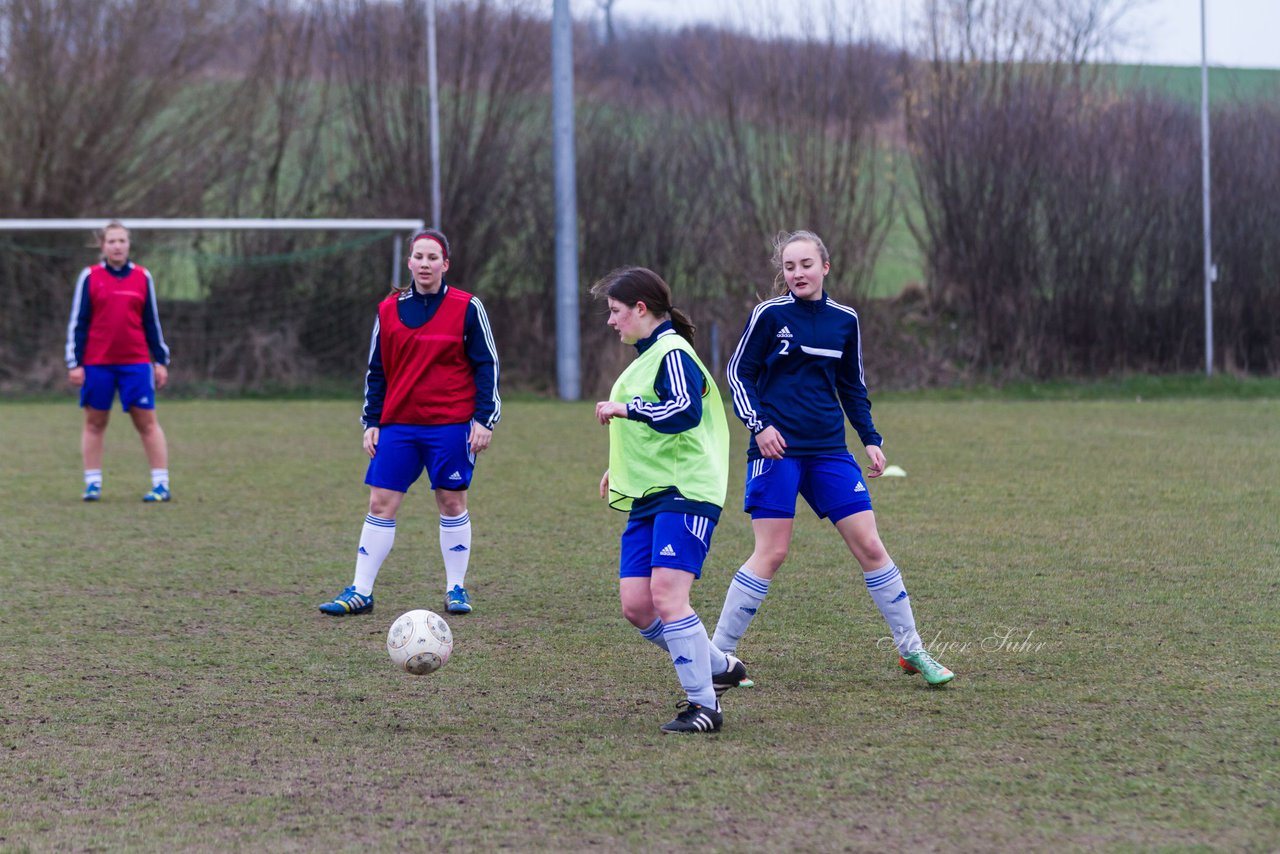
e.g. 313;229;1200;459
362;317;381;426
469;296;502;428
824;297;867;385
143;269;170;364
726;294;794;433
632;333;693;423
65;268;91;368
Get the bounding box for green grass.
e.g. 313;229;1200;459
2;395;1277;851
1101;63;1280;104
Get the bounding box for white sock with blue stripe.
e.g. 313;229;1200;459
642;618;729;675
639;618;669;651
150;468;169;489
712;565;771;654
353;514;395;596
84;469;102;487
439;512;471;590
864;562;922;655
663;613;718;709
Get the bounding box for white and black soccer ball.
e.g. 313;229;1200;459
387;609;454;675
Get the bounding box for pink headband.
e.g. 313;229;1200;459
411;232;448;261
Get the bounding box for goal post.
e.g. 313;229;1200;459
0;218;426;289
0;217;427;393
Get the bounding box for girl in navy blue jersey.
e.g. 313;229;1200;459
317;228;501;618
711;230;955;686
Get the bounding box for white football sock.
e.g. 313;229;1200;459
865;562;923;655
439;512;471;590
663;612;717;709
352;514;396;596
639;618;668;651
711;565;771;654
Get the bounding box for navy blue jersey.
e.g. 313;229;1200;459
363;283;501;430
726;292;882;460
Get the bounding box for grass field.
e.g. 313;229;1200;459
1102;64;1280;104
2;393;1277;851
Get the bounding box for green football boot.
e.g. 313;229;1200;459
899;650;955;686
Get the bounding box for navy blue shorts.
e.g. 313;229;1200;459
618;512;717;579
365;423;474;494
744;453;872;524
80;364;156;412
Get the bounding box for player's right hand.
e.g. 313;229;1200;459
67;367;84;387
756;425;787;460
363;427;379;458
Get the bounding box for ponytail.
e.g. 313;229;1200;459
668;306;696;345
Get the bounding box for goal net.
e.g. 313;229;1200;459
0;218;423;395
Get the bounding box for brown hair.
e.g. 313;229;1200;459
589;267;695;344
770;229;830;295
394;228;451;293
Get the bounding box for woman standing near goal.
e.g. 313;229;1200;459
65;220;173;503
710;229;955;686
318;228;500;617
592;267;749;735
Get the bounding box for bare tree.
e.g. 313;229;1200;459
326;0;550;289
0;0;249;217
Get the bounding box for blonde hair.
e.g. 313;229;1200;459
770;229;830;295
95;219;129;247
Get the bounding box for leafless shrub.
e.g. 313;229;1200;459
904;0;1279;377
326;0;550;290
0;0;248;217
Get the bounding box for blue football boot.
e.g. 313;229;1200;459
444;585;472;615
318;585;374;616
142;484;171;503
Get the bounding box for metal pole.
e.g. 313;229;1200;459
392;236;403;290
427;0;442;230
552;0;581;400
1199;0;1214;377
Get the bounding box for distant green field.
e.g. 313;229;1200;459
1101;63;1280;103
2;394;1276;850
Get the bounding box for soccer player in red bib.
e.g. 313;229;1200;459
65;221;172;503
319;229;501;617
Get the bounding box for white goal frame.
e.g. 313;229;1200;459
0;218;426;289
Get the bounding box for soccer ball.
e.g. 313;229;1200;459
387;609;454;675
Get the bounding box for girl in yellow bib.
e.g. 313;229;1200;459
592;267;750;734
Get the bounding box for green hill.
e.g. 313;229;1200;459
1100;63;1280;103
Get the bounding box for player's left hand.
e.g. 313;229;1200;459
469;422;493;454
865;444;886;478
595;401;627;425
154;363;169;389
